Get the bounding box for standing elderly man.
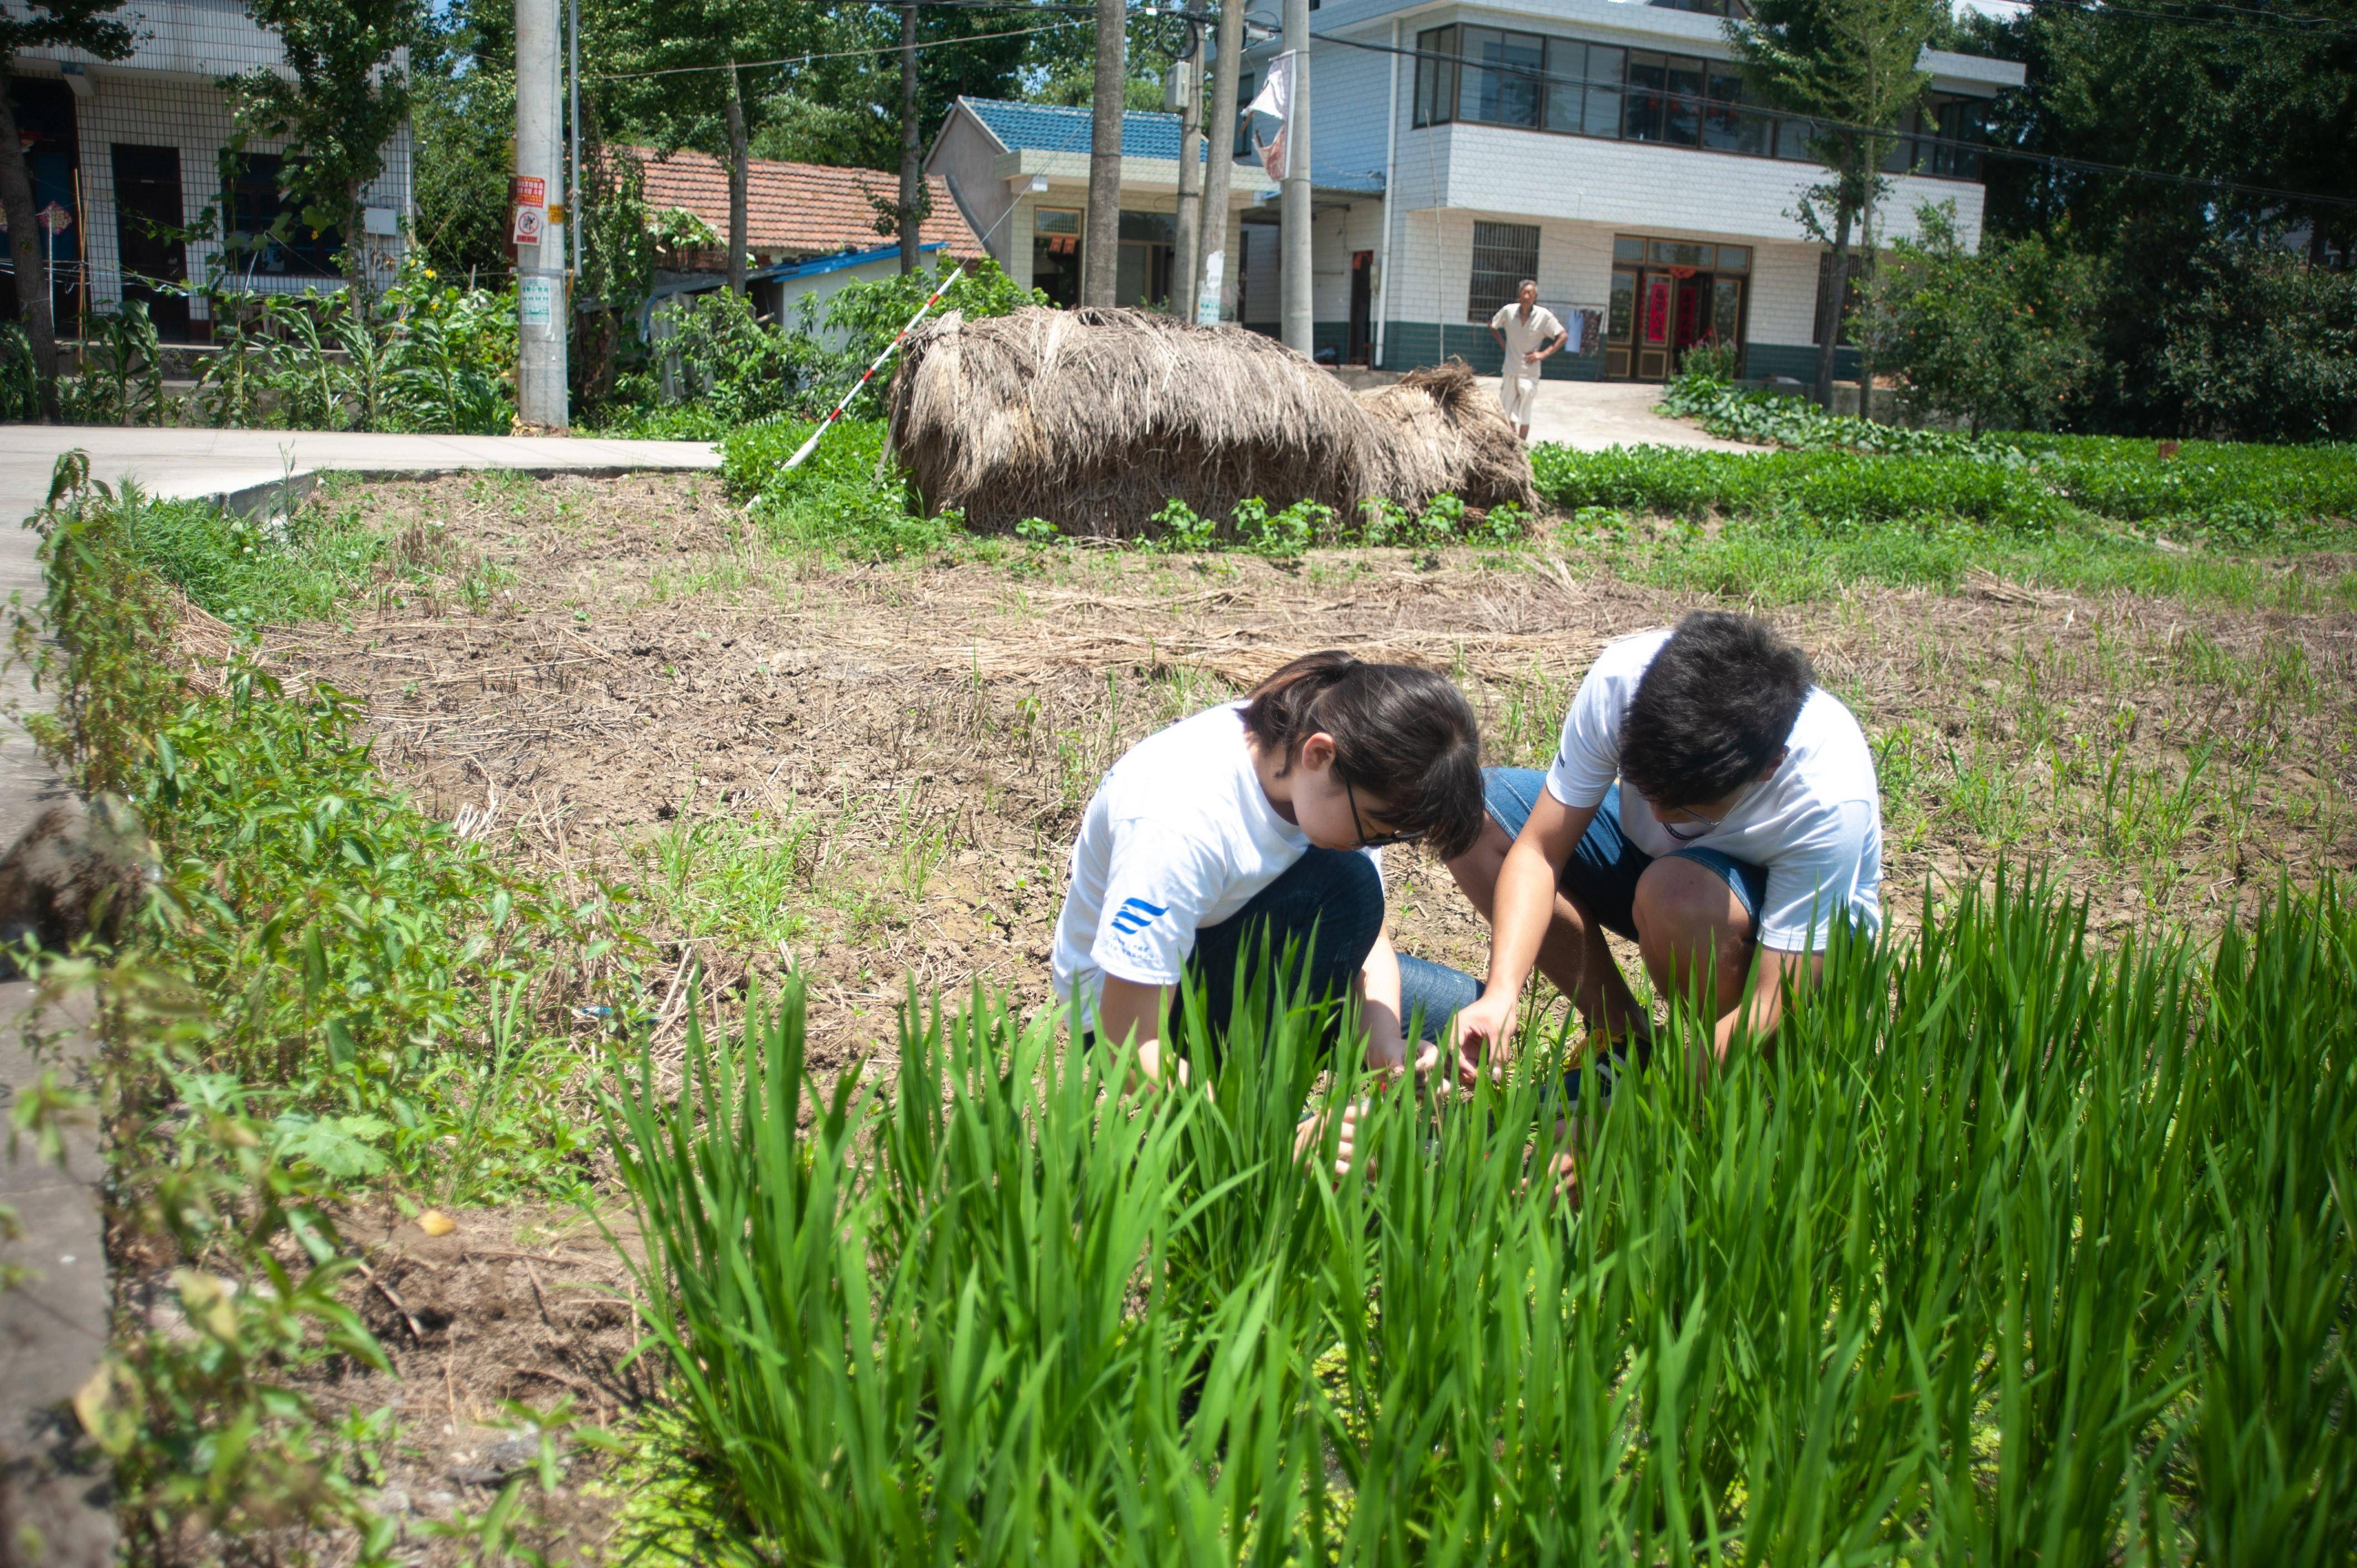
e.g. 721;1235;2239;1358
1487;279;1566;441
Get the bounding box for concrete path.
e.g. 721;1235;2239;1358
1476;377;1759;453
0;425;717;1567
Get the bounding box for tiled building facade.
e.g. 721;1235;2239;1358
1243;0;2024;380
9;0;413;339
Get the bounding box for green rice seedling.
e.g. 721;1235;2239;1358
609;878;2357;1564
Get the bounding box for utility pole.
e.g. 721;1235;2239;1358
1080;0;1124;306
898;0;922;274
724;60;749;296
1279;0;1311;355
1196;0;1241;324
515;0;568;427
1170;32;1202;318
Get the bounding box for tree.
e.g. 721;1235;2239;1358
1730;0;1941;408
1080;0;1124;307
230;0;422;295
0;0;133;421
2160;241;2357;443
409;0;513;283
1870;199;2096;435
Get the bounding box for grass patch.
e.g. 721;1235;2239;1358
118;486;390;628
611;882;2357;1559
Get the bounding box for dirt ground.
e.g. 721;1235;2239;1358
260;470;2356;1064
224;468;2353;1557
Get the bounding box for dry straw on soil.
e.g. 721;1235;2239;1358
885;307;1533;537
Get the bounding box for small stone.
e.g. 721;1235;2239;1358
416;1209;457;1237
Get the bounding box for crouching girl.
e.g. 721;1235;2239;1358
1052;652;1485;1083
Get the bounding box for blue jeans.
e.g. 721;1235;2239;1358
1389;769;1773;1101
1183;851;1480;1050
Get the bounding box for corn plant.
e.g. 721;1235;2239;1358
610;878;2356;1562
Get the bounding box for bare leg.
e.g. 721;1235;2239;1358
1630;858;1754;1036
1446;813;1644;1035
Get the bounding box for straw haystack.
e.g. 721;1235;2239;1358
885;307;1533;538
1357;360;1537;514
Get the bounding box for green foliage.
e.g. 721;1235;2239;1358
611;880;2357;1560
721;417;956;561
2159;242;2357;445
189;258;517;434
0;320;43;421
118;492;387;629
1871;199;2100;435
63;298;167;426
1675;336;1740;383
817;256;1046;417
1663;372;1978;453
650;287;834;429
227;0;418;244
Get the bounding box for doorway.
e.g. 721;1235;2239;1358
1602;235;1751;380
113;145;192;340
1347;249;1372;365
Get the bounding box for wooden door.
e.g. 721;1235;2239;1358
1635;270;1676;380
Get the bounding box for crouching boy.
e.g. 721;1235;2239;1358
1445;611;1883;1079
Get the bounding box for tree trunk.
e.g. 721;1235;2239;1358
1854;180;1876;423
0;74;60;422
1172;46;1201;316
1080;0;1124;307
1814;164;1855;411
725;60;749;297
1196;0;1241;324
898;2;921;275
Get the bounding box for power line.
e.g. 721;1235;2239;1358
591;17;1087;81
1309;28;2357;211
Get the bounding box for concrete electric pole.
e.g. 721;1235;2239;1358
1080;0;1125;307
515;0;568;427
1279;0;1311;357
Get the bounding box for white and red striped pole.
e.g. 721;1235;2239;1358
781;264;965;473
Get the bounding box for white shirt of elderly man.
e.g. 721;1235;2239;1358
1488;281;1565;441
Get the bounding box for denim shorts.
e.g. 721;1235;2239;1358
1484;768;1767;943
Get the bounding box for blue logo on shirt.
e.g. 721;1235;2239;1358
1110;898;1167;935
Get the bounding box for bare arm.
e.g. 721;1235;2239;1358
1359;922;1407;1073
1453;790;1597;1074
1097;974;1176;1085
1711;946;1821;1063
1536;329;1566;361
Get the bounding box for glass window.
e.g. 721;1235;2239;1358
1711;276;1742;343
1118;210;1175;244
1543;40;1586;133
1413;27;1458;127
1663;56;1705;146
1607;267;1638;343
1716;244;1751;273
1460;25;1545;128
1650;239;1712;268
1613;234;1646;263
1775;113;1819;161
1033;207;1080;236
1583;45;1626;136
1919;94;1986;179
1625;51;1667;141
1468;219;1540;323
1701;65;1744;152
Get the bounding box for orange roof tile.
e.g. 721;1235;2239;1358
624;146;984;264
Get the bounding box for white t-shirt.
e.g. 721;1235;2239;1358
1544;628;1882;951
1051;702;1380;1021
1490;303;1565;372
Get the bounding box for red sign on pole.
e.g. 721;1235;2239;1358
35;202;71;234
510;176;546;208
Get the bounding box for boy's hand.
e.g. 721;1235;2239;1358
1452;990;1517;1085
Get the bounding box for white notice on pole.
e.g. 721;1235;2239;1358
1196;249;1224;326
519;274;555;336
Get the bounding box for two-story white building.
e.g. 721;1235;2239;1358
7;0;413;342
1242;0;2023;380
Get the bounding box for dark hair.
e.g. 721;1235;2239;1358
1241;651;1485;860
1619;612;1814;807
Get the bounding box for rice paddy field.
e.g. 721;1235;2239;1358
26;426;2357;1564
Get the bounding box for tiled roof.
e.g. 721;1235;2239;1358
625;147;984;262
958;97;1193;161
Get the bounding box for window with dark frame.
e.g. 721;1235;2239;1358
220;152;340;278
1407;23;1980;183
1467;220;1540;323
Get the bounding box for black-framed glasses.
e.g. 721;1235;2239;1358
1346;780;1424;849
1661;809;1722;842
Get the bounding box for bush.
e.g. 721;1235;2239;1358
1869;200;2099;435
722;418;955;561
2161;243;2357;443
